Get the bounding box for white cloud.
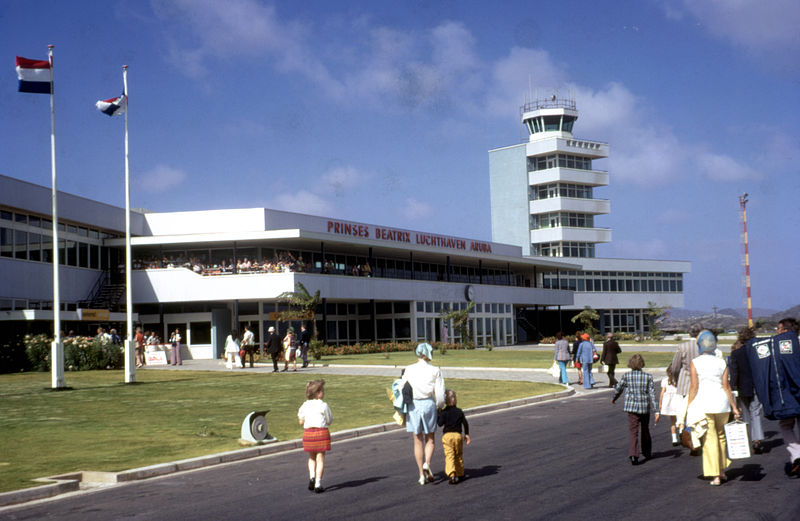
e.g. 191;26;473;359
272;189;332;217
696;151;760;181
137;165;187;192
659;0;800;67
485;47;566;118
321;166;367;197
399;197;434;221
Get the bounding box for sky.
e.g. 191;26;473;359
2;0;799;313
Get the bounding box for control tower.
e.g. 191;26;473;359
490;95;610;258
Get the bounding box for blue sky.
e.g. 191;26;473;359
2;0;799;312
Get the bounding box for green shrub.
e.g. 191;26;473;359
25;334;51;372
23;335;123;372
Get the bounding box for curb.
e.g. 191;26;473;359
0;387;574;508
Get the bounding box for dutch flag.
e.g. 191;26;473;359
95;93;127;117
16;56;52;94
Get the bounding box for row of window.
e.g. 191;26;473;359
529;182;594;201
530;212;595;230
415;301;513;315
527;153;592;172
531;242;595;258
524;115;576;135
0;227;113;269
0;209;113;239
541;272;683;293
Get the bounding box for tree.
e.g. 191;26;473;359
441;302;475;348
645;301;669;340
276;282;321;337
571;306;599;339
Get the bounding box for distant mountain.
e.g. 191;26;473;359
662;305;798;332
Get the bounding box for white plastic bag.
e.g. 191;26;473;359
549;361;561;380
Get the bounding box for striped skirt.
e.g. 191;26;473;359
303;427;331;453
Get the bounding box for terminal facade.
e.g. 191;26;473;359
1;174;578;358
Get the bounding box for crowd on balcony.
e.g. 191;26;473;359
131;251;308;275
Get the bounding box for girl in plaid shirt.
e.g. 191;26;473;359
612;354;659;465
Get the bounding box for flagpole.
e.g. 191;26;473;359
123;65;135;383
48;45;65;389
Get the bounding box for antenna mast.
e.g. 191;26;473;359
739;194;753;328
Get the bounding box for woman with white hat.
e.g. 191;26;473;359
400;342;445;485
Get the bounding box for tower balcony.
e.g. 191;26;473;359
530;197;610;216
526;138;608;159
530;227;612;244
528;168;608;187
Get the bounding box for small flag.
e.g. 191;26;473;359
16;56;52;94
95;93;127;117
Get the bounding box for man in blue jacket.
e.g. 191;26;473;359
747;318;800;477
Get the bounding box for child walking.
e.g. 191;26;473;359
298;379;333;493
611;354;659;465
659;367;682;446
437;389;471;484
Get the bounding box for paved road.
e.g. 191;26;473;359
2;380;797;521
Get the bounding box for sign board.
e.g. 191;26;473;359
146;351;168;365
77;309;110;321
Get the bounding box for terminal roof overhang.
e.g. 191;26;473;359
109;229;580;272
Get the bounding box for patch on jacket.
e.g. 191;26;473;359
779;340;793;355
753;339;771;359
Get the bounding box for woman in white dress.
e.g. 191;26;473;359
687;330;740;485
400;343;445;485
224;329;241;370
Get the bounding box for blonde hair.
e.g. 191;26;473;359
306;379;325;399
445;389;457;407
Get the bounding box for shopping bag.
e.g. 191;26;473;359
548;361;560;380
724;420;751;459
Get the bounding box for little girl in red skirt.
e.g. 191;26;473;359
298;379;333;493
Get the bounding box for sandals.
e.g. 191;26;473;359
422;463;434;483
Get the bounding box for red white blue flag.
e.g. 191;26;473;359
95;93;127;117
15;56;52;94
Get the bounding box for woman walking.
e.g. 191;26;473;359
400;342;445;485
576;333;597;389
687;330;740;485
553;332;571;385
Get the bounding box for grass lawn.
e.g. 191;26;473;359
312;349;686;369
0;370;560;493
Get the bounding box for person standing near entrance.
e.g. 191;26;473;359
299;324;311;368
241;324;256;368
135;327;146;368
265;326;282;372
602;332;622;387
169;328;182;366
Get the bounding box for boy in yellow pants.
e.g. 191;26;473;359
437;389;471;484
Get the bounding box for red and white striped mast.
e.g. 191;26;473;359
739;194;753;328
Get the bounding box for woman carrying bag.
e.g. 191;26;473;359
686;330;740;485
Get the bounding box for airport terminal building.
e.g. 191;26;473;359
1;174;580;359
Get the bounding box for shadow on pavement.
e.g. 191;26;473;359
464;465;501;480
727;463;766;482
325;476;388;491
649;448;684;460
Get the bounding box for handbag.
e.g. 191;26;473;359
549;361;561;379
680;428;693;449
239;349;246;358
592;351;599;362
